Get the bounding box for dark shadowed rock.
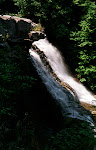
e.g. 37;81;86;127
0;15;37;42
0;15;45;46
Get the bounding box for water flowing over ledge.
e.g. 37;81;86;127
29;38;96;123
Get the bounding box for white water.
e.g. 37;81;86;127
29;38;96;123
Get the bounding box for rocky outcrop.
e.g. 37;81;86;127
0;15;45;44
0;15;34;40
29;31;46;41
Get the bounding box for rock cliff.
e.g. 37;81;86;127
0;15;45;46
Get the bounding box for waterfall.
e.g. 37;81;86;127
29;38;96;123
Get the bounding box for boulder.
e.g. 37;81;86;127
29;31;46;41
0;15;45;45
0;15;37;42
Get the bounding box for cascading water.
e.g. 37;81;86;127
29;38;96;123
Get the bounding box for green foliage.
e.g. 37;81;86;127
0;0;18;13
13;0;42;22
75;49;96;90
70;0;96;92
40;0;76;38
33;23;44;32
0;112;35;150
48;120;96;150
0;43;37;149
0;45;36;105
